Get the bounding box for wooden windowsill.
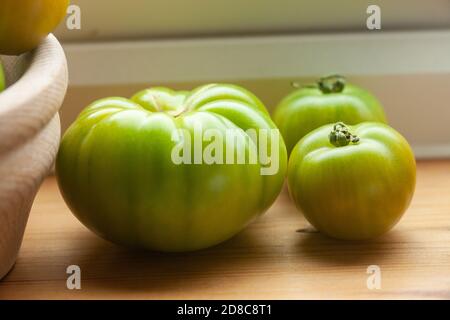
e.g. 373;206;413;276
0;160;449;299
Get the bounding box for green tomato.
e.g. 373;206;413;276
56;84;287;252
273;75;387;154
0;61;4;92
288;122;416;240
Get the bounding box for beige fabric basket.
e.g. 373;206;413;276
0;35;68;279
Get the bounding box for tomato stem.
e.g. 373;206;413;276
318;75;346;94
168;107;188;117
329;122;359;147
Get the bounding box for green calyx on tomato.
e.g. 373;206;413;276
317;74;346;93
0;0;69;55
328;122;360;147
288;122;416;240
273;75;387;154
56;83;287;252
0;61;5;92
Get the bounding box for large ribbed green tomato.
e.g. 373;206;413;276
273;75;387;154
288;122;416;240
56;84;287;252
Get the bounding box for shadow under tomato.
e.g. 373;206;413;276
294;226;412;267
74;225;266;294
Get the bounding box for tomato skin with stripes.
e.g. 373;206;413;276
274;76;387;154
288;122;416;240
56;84;287;252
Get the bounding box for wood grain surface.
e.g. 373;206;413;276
0;160;449;300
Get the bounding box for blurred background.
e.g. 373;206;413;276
54;0;450;158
